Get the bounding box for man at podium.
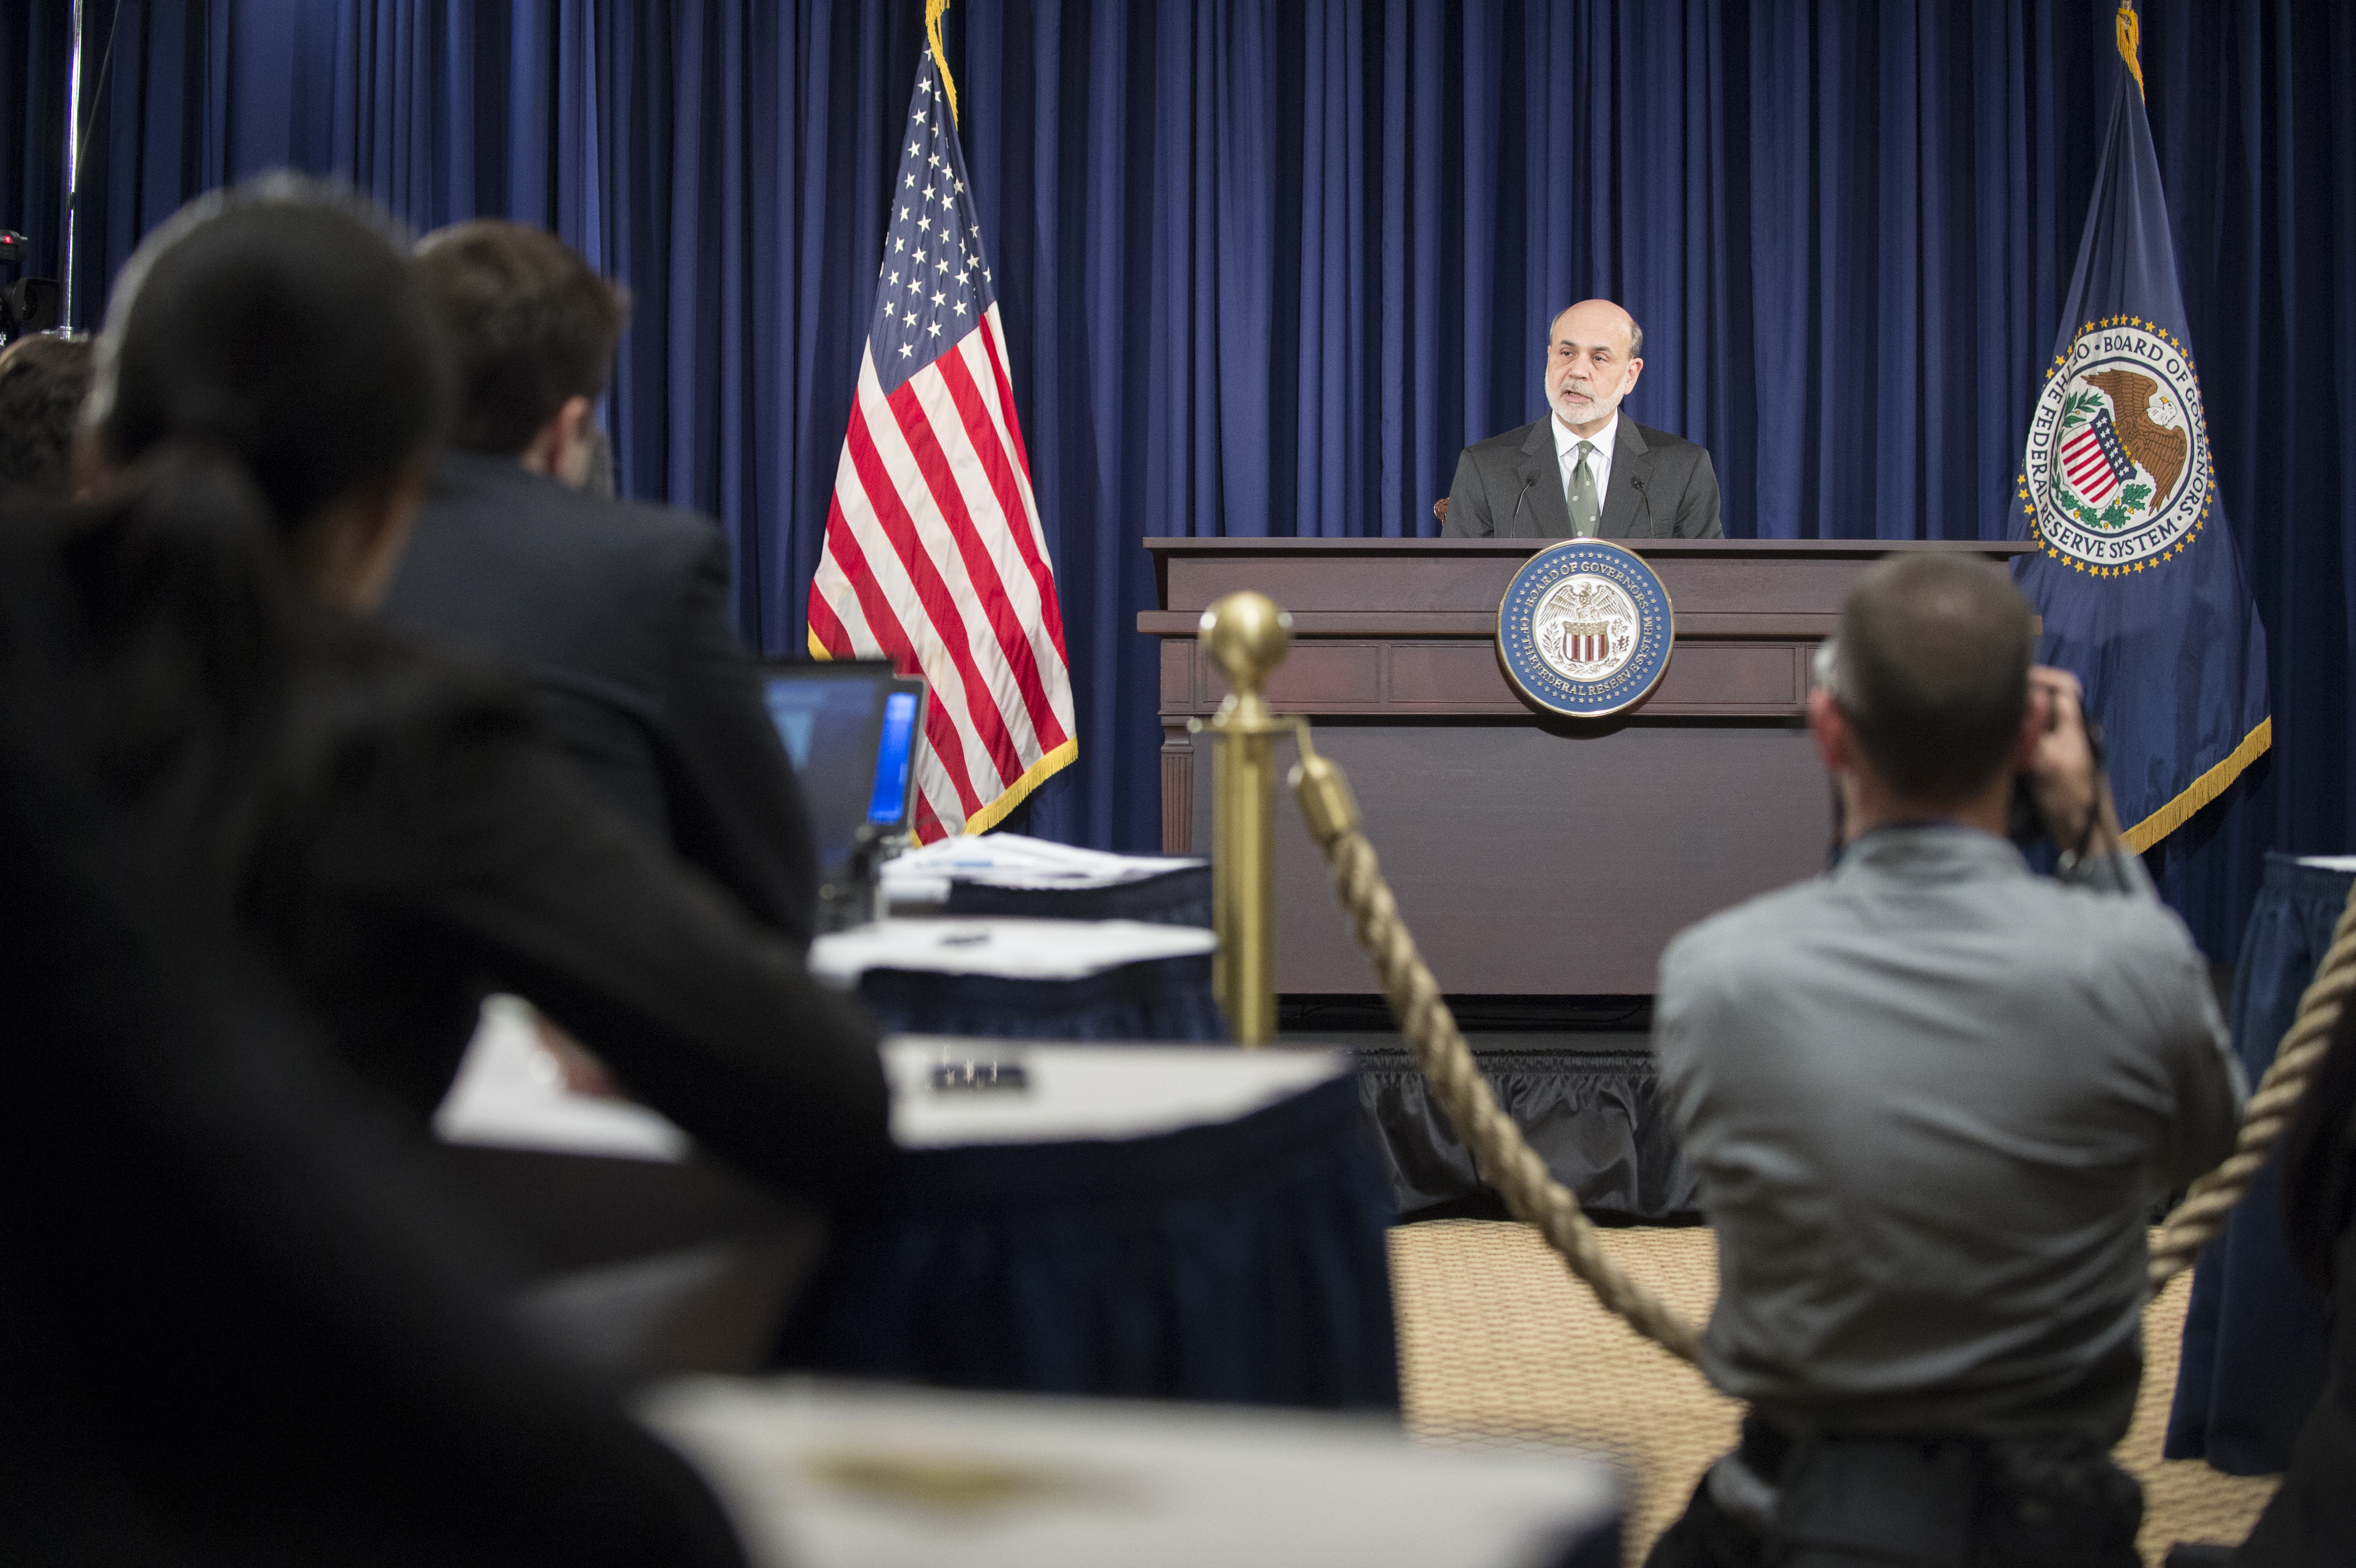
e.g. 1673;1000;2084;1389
1441;299;1722;540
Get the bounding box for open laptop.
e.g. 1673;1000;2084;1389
757;660;926;887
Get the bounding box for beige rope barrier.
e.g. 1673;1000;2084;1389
1289;723;2356;1356
1289;734;1702;1363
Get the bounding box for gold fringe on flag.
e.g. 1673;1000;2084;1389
926;0;960;127
964;738;1080;836
2122;716;2270;854
2116;2;2146;101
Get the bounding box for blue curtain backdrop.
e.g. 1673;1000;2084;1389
5;0;2351;963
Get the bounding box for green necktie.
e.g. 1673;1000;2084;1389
1567;440;1600;537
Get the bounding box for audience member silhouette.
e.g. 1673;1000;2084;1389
1647;555;2242;1568
35;176;886;1201
0;523;750;1564
0;331;93;501
382;219;821;950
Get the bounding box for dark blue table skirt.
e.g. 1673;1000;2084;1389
942;864;1212;928
854;951;1225;1042
1359;1047;1701;1221
2167;852;2349;1474
773;1075;1400;1409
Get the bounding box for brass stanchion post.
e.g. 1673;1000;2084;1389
1196;591;1293;1045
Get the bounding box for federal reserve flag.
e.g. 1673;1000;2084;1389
2013;3;2269;853
808;35;1077;842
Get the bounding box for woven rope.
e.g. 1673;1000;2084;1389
2148;875;2356;1283
1293;733;2356;1352
1292;750;1702;1362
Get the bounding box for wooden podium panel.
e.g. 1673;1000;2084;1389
1142;538;2030;996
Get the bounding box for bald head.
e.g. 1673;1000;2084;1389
1544;300;1645;435
1550;300;1642;361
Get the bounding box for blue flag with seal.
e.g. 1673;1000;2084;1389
2014;2;2269;853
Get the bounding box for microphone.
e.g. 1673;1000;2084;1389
1509;471;1538;536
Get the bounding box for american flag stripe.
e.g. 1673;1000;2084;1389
922;347;1069;736
813;478;988;822
2061;429;2122;503
889;365;1063;736
977;317;1061;631
963;321;1065;640
840;386;1025;792
810;45;1077;839
867;398;1041;783
2062;438;2106;480
821;414;1001;815
979;314;1040;481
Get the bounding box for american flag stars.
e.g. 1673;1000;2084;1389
869;51;995;396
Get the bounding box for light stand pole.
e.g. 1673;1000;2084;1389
61;0;87;330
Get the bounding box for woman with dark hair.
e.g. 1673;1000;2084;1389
39;177;887;1201
0;522;750;1564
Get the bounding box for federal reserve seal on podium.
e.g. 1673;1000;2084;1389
1496;539;1675;719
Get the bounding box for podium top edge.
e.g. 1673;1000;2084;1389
1141;537;2036;558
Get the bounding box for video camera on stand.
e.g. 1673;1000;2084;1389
0;229;64;347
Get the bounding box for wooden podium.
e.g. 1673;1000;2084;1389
1141;538;2031;996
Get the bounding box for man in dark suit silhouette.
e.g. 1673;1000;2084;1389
1442;299;1722;540
382;222;818;949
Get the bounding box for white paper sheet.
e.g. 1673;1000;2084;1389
880;833;1203;901
432;996;690;1162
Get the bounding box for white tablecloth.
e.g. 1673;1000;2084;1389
641;1377;1619;1568
435;1004;1341;1159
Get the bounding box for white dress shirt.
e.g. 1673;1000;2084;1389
1551;411;1619;523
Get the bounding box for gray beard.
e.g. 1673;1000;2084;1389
1551;388;1620;429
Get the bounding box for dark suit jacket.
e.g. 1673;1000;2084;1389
383;452;818;949
1441;416;1723;539
243;624;889;1200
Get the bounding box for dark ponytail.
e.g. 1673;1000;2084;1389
57;441;300;896
55;178;448;906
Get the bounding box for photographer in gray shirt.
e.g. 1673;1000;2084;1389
1647;554;2243;1568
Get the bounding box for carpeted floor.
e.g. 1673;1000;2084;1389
1390;1221;2281;1567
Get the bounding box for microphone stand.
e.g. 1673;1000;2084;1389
1508;471;1538;536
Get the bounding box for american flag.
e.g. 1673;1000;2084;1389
807;45;1076;841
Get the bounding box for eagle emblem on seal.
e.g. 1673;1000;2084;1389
1535;577;1637;678
1494;538;1675;720
2021;318;2212;573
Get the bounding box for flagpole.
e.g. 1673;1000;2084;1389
60;0;86;330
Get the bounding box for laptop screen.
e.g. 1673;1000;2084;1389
759;662;925;876
866;688;920;826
